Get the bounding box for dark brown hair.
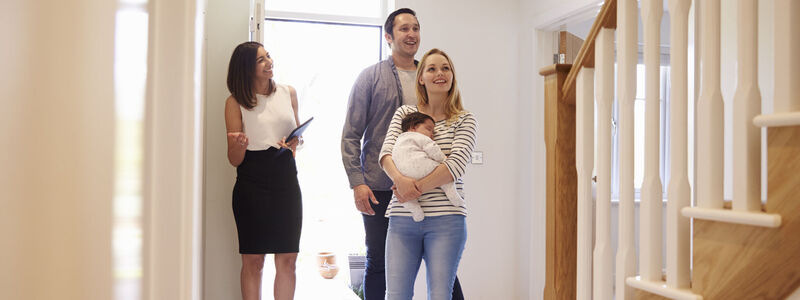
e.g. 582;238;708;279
401;112;434;132
384;8;417;39
226;41;275;109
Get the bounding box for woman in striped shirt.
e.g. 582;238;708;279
379;48;478;300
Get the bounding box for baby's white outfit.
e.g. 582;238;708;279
391;131;464;222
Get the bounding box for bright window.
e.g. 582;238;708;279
263;17;381;257
259;12;384;298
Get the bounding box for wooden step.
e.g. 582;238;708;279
691;125;800;300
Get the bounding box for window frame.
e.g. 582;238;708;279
248;1;391;295
254;0;392;57
264;17;385;60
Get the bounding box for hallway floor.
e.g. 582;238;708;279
261;255;360;300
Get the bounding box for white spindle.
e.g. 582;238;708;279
697;0;724;209
667;0;692;289
576;68;594;300
593;28;615;300
640;0;664;282
732;0;761;212
616;0;638;298
774;0;800;113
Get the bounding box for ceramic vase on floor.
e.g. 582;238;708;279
317;252;339;279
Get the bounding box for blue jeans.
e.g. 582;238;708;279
362;191;392;300
385;215;467;300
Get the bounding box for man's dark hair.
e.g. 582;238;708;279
401;112;434;132
384;8;417;38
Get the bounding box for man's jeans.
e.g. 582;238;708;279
361;192;464;300
385;215;467;300
361;191;392;300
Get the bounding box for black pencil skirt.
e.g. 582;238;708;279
232;148;302;254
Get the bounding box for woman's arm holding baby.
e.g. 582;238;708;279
415;165;454;193
381;154;421;202
379;108;422;203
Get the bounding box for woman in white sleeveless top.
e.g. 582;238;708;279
224;41;303;300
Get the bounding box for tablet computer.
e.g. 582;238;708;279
286;117;313;142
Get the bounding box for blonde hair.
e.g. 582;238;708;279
415;48;464;123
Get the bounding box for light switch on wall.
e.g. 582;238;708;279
471;151;483;165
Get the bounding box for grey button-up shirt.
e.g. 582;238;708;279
341;57;416;191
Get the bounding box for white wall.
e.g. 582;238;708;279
0;0;115;299
393;0;524;298
515;25;552;300
203;0;250;298
519;29;554;300
518;1;602;299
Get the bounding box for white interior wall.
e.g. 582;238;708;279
520;1;601;299
203;0;249;299
514;23;545;300
524;29;553;300
0;0;115;299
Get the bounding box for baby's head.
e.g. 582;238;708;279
401;112;435;139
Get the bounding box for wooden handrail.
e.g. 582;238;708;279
560;0;618;104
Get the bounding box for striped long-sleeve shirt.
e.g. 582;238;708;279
379;105;478;217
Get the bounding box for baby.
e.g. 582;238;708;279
392;112;464;222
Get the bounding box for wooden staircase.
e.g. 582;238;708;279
690;126;800;300
540;0;800;299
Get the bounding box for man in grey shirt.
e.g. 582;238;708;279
341;7;463;300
